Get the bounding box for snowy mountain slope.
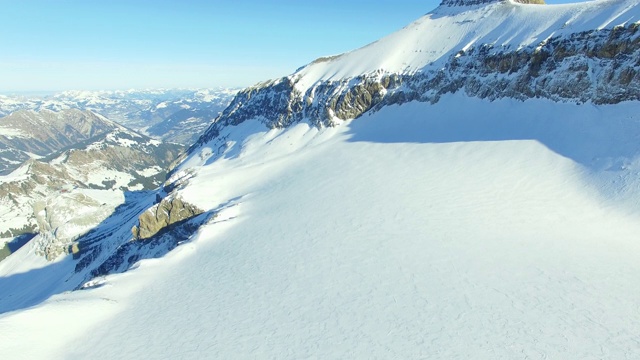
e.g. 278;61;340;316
2;0;640;359
0;190;155;314
4;96;640;359
191;0;639;151
295;0;639;87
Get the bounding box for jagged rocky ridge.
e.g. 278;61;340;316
192;22;639;152
132;195;204;240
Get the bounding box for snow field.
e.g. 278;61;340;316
2;0;640;356
3;95;640;358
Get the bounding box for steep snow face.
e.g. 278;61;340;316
294;0;639;91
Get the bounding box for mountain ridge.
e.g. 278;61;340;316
187;0;639;159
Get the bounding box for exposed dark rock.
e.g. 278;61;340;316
91;211;216;279
131;196;204;240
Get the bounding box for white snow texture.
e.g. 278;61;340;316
2;1;640;359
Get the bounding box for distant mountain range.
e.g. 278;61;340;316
0;88;237;144
0;109;117;174
0;112;183;261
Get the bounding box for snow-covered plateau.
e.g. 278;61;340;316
2;0;640;359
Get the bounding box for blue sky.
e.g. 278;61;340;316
1;0;584;92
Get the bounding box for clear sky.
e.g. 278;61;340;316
1;0;585;92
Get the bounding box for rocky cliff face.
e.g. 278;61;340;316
192;21;638;153
132;195;204;240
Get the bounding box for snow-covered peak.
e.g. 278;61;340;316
293;0;639;92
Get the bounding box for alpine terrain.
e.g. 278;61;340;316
0;111;184;262
2;0;640;358
0;88;237;146
0;109;118;175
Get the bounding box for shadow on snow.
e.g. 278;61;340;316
346;98;640;173
0;189;220;315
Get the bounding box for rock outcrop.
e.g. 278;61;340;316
131;196;204;240
91;210;214;279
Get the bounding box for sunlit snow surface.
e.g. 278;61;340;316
2;95;640;358
295;0;640;91
3;0;640;357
